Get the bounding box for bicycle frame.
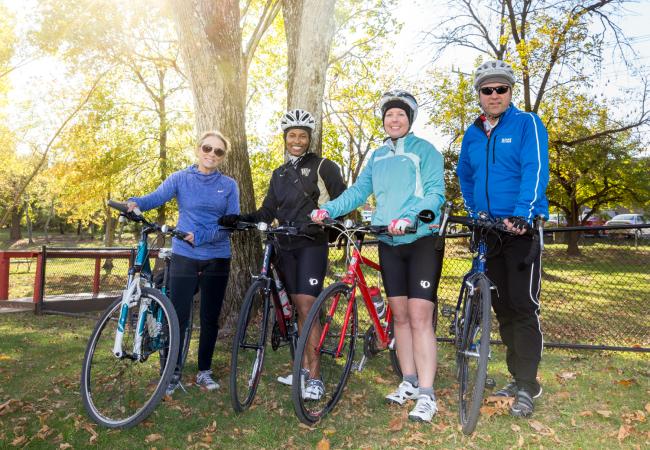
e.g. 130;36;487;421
318;238;393;360
113;227;156;360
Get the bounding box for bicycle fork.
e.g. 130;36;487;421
113;274;145;360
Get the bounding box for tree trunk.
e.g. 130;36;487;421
44;199;54;244
565;200;581;256
24;198;34;244
104;204;115;247
170;0;262;323
157;73;168;225
283;0;336;156
9;205;23;241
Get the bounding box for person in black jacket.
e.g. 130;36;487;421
220;109;345;401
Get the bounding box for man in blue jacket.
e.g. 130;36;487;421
457;60;549;417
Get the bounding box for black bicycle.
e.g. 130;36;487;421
436;202;542;434
226;221;311;412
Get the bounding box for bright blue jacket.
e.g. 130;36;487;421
457;105;549;222
130;165;239;260
322;132;445;246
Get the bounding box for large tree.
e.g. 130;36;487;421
169;0;281;312
282;0;336;154
424;0;650;254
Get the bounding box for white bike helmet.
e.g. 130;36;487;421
280;109;316;132
379;90;418;124
473;60;516;91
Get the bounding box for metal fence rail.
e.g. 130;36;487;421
2;224;648;351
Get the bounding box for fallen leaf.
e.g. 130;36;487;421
556;371;577;382
645;403;650;414
316;438;330;450
596;410;612;418
145;434;162;443
579;410;593;417
59;444;72;450
617;424;633;441
11;435;27;446
480;405;498;417
517;434;524;447
554;391;571;400
323;428;336;436
511;424;521;432
616;379;636;387
529;420;548;433
388;417;403;432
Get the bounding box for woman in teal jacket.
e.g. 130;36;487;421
311;90;445;423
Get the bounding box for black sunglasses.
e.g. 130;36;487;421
480;86;510;95
200;144;226;156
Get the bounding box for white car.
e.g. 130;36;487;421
605;214;649;237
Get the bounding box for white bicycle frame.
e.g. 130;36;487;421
112;273;150;359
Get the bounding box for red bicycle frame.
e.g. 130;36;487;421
318;244;393;357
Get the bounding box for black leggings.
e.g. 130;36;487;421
169;253;230;372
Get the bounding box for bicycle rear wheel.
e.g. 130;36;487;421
291;282;357;425
458;276;491;435
80;287;179;428
229;279;271;412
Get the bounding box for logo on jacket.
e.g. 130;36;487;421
301;168;311;177
501;137;512;144
309;278;319;286
420;280;431;289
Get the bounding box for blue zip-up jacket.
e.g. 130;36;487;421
322;132;445;246
457;105;549;222
129;165;239;260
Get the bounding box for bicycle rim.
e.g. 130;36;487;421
291;282;357;425
230;279;270;412
458;276;491;435
80;288;180;428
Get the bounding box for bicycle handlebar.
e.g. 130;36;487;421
321;218;416;236
108;200;193;247
222;221;314;239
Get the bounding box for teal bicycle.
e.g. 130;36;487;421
80;201;188;428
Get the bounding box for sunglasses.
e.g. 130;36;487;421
480;86;510;95
200;144;226;157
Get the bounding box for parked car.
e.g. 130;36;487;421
605;214;649;238
581;215;606;236
545;213;567;228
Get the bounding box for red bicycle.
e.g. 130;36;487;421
290;216;433;424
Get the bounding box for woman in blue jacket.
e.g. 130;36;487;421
127;131;239;395
312;90;445;423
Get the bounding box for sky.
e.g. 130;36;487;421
4;0;650;152
391;0;650;147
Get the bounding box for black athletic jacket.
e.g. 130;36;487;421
250;152;346;249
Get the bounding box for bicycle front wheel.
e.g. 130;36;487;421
80;287;180;428
458;276;492;435
291;282;357;425
229;279;271;412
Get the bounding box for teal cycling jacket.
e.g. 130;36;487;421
322;132;445;246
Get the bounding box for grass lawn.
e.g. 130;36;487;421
0;312;648;449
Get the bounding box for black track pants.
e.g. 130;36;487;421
169;254;230;372
486;233;542;394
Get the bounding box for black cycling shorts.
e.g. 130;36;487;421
378;235;444;302
275;244;328;297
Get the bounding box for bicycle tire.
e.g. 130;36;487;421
291;282;357;425
458;276;491;435
80;287;180;428
229;279;270;412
